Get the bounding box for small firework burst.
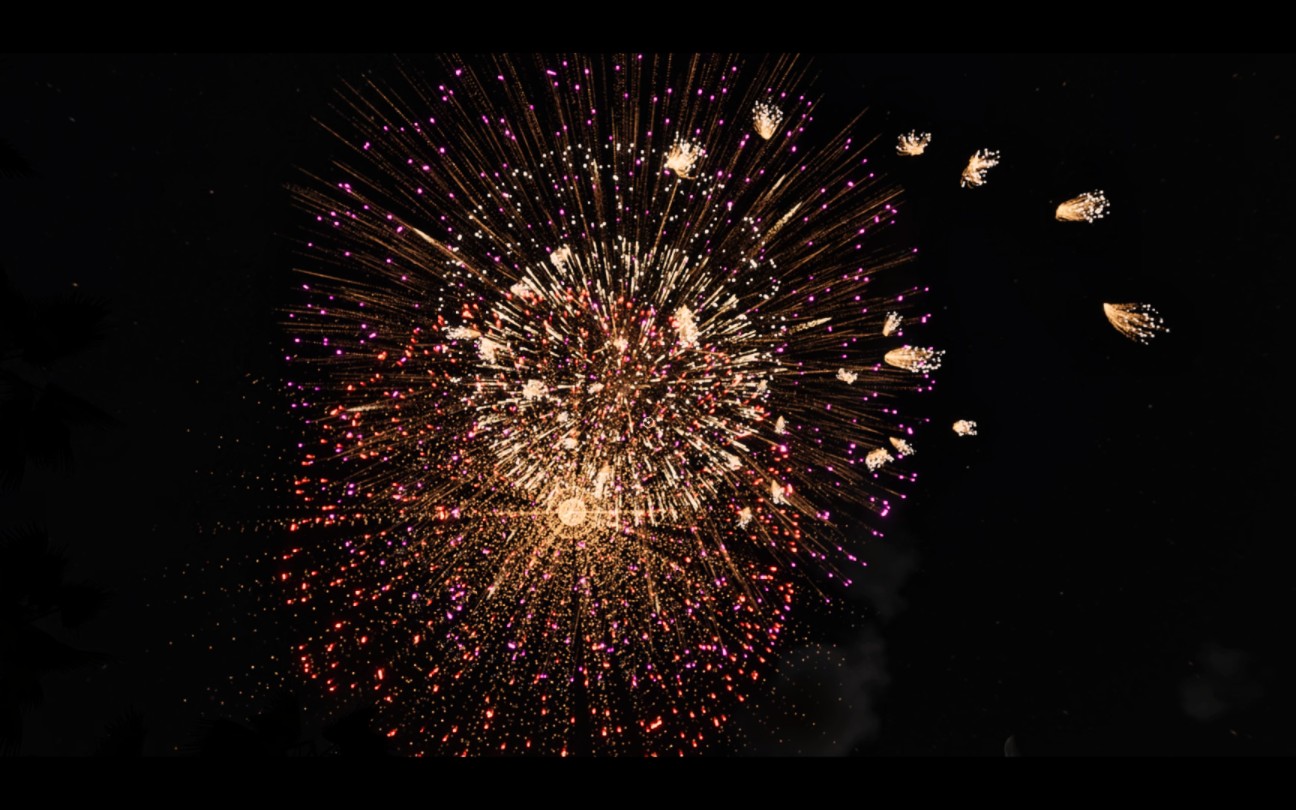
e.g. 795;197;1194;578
521;379;548;401
960;148;1000;188
752;101;784;140
477;336;504;364
882;311;903;337
1056;190;1110;223
446;326;481;341
837;368;859;385
549;244;573;270
889;437;915;457
953;419;978;436
896;130;932;156
673;305;700;347
1103;302;1169;344
865;447;894;471
770;480;789;505
664;137;705;179
884;345;945;373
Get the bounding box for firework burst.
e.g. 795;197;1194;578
282;54;938;755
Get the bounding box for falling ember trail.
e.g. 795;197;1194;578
282;53;941;756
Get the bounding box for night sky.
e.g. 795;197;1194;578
2;53;1289;756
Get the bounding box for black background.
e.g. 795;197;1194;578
1;53;1288;756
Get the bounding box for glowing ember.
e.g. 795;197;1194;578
865;447;894;471
555;496;588;526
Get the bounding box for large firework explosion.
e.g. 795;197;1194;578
282;54;939;755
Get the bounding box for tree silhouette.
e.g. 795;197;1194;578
0;137;33;179
1;106;115;757
191;693;393;757
0;525;109;754
321;706;393;757
0;274;115;489
94;708;147;757
192;692;312;757
1;129;115;488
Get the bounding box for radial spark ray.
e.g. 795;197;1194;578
282;54;938;755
